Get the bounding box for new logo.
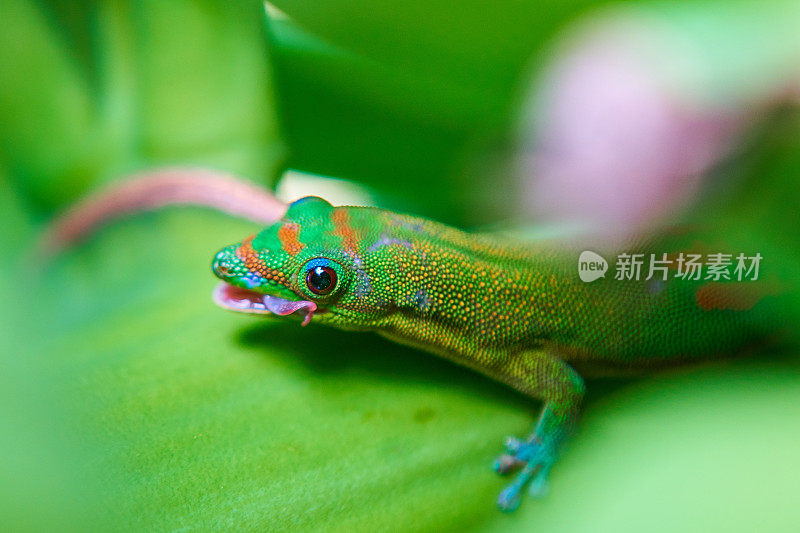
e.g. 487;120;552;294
578;251;608;282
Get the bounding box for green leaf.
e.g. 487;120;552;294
8;210;800;531
264;0;608;224
17;210;797;532
0;0;281;213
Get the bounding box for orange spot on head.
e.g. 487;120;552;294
332;208;358;256
278;223;305;256
236;235;289;286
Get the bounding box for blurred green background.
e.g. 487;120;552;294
2;1;799;531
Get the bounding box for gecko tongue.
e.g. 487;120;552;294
262;295;317;326
212;282;317;326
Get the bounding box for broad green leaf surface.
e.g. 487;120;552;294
9;210;800;532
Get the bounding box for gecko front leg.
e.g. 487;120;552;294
490;349;585;511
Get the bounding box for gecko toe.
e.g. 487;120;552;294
493;453;524;474
504;436;525;453
527;473;551;498
497;483;524;512
493;438;555;510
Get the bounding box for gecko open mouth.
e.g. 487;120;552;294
212;282;317;326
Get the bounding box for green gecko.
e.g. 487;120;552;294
45;169;788;511
209;194;783;511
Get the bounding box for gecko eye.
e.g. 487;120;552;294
305;265;338;295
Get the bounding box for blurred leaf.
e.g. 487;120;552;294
270;0;604;130
0;0;281;214
265;1;608;224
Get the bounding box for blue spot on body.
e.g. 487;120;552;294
368;233;414;252
414;289;430;311
242;273;263;289
390;216;425;233
647;279;667;295
355;268;372;297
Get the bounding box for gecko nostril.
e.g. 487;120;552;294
212;255;232;277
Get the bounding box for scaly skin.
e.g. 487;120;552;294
211;195;782;511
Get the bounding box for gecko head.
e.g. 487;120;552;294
211;196;386;327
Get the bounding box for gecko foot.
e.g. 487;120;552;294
493;436;554;512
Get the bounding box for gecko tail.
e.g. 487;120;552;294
35;167;287;259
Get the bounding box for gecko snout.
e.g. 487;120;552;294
211;245;245;281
